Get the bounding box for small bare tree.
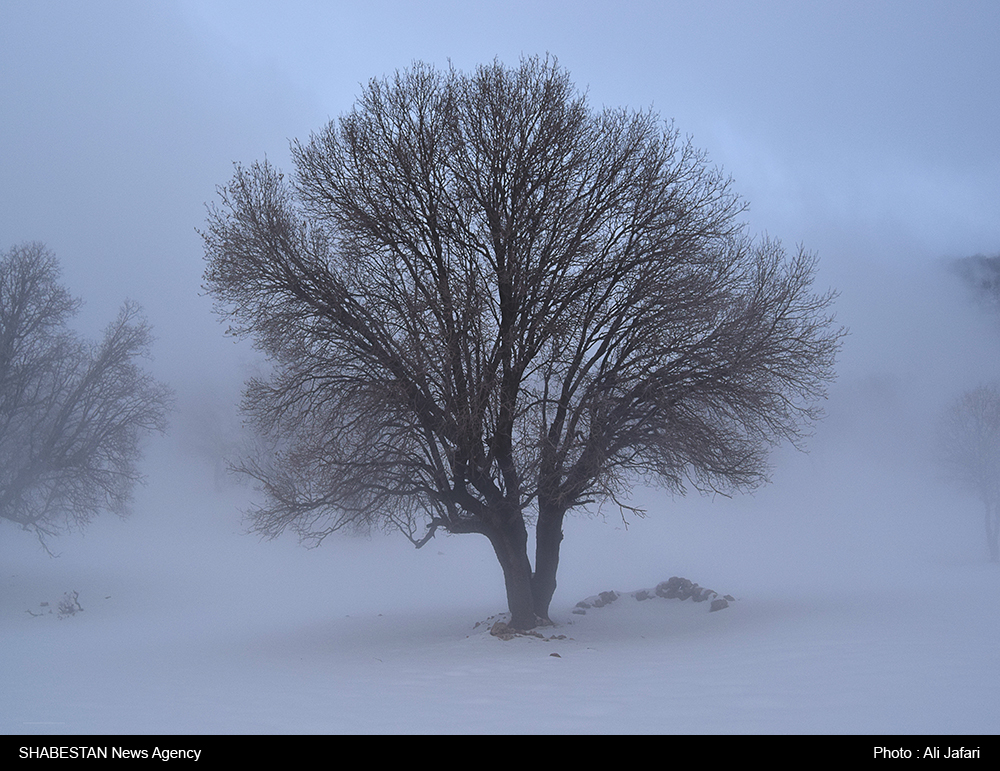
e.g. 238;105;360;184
0;243;172;548
203;58;843;629
937;386;1000;561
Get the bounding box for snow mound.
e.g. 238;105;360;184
573;576;735;614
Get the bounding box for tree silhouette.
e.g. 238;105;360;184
203;58;843;628
937;385;1000;561
0;243;171;548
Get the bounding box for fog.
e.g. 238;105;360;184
2;1;999;734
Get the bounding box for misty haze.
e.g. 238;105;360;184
2;1;999;735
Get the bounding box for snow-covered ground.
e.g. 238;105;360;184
3;412;999;735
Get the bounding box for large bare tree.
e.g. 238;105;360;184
937;385;1000;561
0;243;172;548
203;58;843;629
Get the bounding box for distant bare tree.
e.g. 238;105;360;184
936;385;1000;561
0;243;172;548
203;58;843;629
952;253;1000;310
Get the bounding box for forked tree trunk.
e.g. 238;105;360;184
486;516;537;630
532;502;566;622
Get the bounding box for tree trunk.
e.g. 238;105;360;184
987;502;999;563
486;515;537;630
532;502;566;622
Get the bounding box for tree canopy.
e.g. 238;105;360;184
203;58;843;629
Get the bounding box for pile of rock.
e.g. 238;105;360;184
487;620;571;641
573;576;734;614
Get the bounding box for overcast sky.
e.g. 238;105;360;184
2;0;999;435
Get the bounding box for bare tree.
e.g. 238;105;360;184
936;386;1000;561
952;253;1000;311
203;58;843;629
0;243;172;548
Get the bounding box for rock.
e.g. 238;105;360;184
634;589;651;601
571;608;587;615
656;576;694;599
710;598;729;612
490;620;515;640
